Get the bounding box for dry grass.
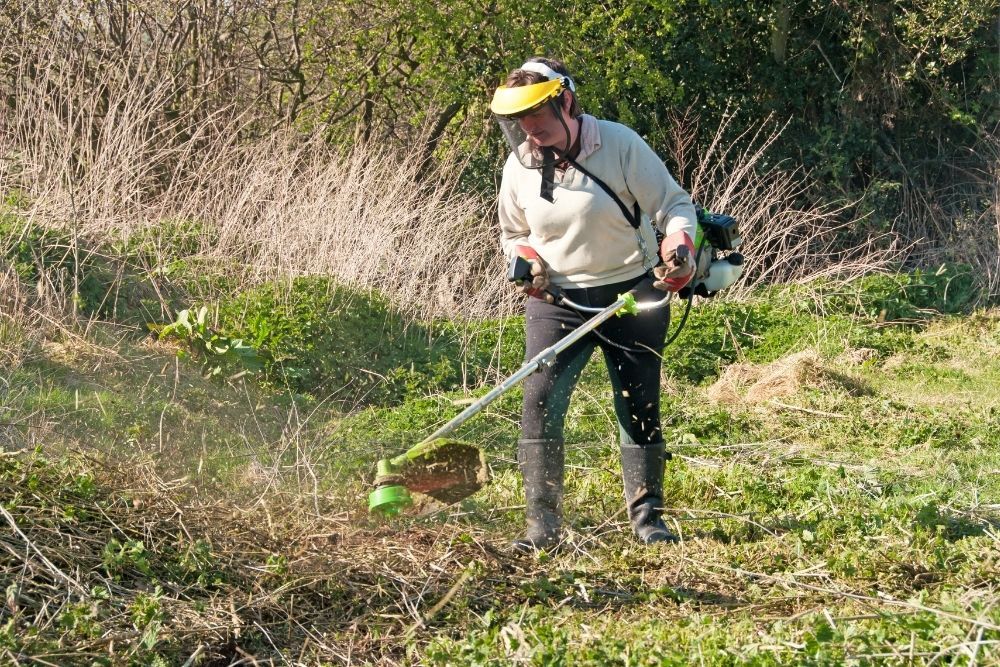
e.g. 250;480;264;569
0;33;513;323
169;132;510;320
668;107;907;297
0;450;440;664
707;351;870;405
2;36;919;333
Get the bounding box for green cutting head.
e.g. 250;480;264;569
367;439;490;516
368;483;413;516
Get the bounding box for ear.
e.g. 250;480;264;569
561;91;574;114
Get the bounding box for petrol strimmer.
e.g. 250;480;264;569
367;208;745;516
367;253;681;516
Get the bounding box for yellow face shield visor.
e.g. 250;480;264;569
491;78;572;169
490;79;565;119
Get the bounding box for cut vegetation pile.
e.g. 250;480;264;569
0;450;511;665
707;350;871;404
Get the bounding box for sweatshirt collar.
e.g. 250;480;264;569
577;114;601;160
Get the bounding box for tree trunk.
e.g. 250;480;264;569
771;1;792;64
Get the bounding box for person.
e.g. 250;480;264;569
490;57;698;552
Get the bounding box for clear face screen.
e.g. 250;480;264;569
496;102;572;169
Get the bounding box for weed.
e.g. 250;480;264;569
102;538;153;579
124;588;165;652
111;217;216;269
264;553;289;576
0;213;106;310
155;305;264;378
173;538;223;587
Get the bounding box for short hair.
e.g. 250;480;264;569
504;57;582;117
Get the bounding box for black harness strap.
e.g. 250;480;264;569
539;148;557;202
539;131;641;229
563;156;642;230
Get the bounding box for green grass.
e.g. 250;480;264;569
319;284;1000;665
1;264;998;664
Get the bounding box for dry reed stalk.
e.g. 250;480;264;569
172;131;511;320
1;32;514;321
669;108;906;296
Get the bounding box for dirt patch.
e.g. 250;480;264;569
708;351;870;404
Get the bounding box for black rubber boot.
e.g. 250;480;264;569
621;442;678;544
510;439;564;554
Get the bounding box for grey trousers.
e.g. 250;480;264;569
520;273;670;445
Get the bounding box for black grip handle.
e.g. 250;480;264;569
507;254;533;283
507;255;564;303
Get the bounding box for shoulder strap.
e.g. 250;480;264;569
539;148;557;203
565;156;641;230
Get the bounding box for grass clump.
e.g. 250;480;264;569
181;275;527;407
0;213;112;316
0;212;180;324
822;266;981;320
213;276;469;404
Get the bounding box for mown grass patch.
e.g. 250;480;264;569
0;336;325;492
2;264;999;664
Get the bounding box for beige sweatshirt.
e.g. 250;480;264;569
498;115;697;288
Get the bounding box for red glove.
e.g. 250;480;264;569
652;231;695;292
513;245;554;303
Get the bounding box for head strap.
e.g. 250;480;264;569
520;62;576;92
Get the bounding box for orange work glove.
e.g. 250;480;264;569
513;245;555;303
652;231;695;292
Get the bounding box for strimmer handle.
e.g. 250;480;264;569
507;251;667;311
507;254;564;302
558;291;671;314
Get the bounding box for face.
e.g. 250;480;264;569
517;96;572;148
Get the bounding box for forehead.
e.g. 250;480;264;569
518;105;553;121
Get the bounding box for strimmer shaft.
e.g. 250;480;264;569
404;295;631;458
